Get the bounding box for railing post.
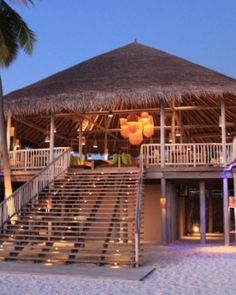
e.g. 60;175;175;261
193;144;196;167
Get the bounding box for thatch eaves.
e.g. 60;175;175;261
4;42;236;116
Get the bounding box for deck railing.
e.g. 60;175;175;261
0;148;71;228
0;147;69;170
134;169;143;267
141;143;233;169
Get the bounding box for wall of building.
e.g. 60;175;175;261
143;184;162;244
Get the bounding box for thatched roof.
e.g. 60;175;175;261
5;42;236;116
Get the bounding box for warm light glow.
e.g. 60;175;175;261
15;138;21;148
160;197;166;209
129;129;143;145
10;127;15;137
192;225;200;233
143;124;154;138
93;139;98;149
120;112;154;145
120;125;129;138
108;110;113;118
44;135;50;143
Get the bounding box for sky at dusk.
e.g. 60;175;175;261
2;0;236;94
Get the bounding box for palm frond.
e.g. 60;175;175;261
0;0;35;65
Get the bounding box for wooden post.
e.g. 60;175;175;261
233;171;236;242
200;180;206;244
161;177;167;244
78;123;83;160
208;192;213;233
223;176;230;245
233;136;236;160
171;105;176;143
104;120;109;160
179;197;185;238
160;99;165;168
6;112;11;151
220;97;226;166
49;114;55;162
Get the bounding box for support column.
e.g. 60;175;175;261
200;180;206;244
223;177;230;245
208;192;213;233
220;97;226;166
78;123;83;160
171;104;176;143
160;99;165;168
161;177;167;244
6;112;12;151
233;171;236;242
104;120;108;160
49;114;55;162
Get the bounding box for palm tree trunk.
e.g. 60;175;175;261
0;74;13;199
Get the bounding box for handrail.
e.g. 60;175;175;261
0;147;71;228
141;143;233;169
134;167;143;267
0;147;69;170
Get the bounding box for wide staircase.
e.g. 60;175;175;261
0;168;142;267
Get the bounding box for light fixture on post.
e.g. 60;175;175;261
15;138;21;148
219;115;222;127
175;128;181;137
53;128;57;133
44;134;50;143
93;139;98;149
108;110;113;118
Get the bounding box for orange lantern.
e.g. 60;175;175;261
120;125;129;138
129;130;143;145
127;121;139;133
143;124;154;138
140;112;149;119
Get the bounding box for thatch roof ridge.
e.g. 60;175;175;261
4;42;236;115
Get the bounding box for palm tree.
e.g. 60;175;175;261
0;0;35;202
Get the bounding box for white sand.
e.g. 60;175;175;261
0;243;236;295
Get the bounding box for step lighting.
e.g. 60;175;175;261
74;217;77;220
116;249;119;253
93;184;96;188
38;208;41;211
68;227;71;229
61;185;64;188
67;178;70;182
20;225;23;228
62;236;65;240
54;192;57;195
55;247;58;251
89;192;92;195
79;208;82;211
123;209;127;212
30;216;32;219
126;192;129;195
97;178;100;181
73;172;76;175
125;199;128;203
127;185;130;188
84;200;87;203
129;178;132;181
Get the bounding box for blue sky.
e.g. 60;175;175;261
2;0;236;94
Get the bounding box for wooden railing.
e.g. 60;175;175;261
141;143;233;169
0;147;69;170
0;148;71;228
134;169;143;267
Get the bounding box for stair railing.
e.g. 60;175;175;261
134;167;143;267
0;147;71;228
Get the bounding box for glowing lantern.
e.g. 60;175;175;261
127;121;139;133
120;112;155;145
143;124;154;138
129;130;143;145
120;125;129;138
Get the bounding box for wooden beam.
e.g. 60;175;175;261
14;118;69;142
